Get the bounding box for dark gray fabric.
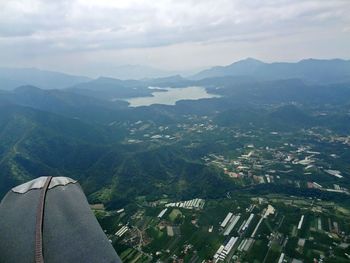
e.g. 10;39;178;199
0;180;121;263
0;190;39;263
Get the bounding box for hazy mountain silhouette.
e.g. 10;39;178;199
192;58;350;83
0;67;90;90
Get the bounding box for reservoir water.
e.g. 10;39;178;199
126;86;219;107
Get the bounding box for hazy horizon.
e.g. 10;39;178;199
2;57;350;80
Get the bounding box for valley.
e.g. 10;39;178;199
1;59;350;262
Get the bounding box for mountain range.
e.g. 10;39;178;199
1;57;350;208
191;58;350;83
1;58;350;91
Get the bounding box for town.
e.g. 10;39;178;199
95;111;350;262
95;193;350;263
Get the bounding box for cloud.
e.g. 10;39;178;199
1;0;349;47
0;0;349;73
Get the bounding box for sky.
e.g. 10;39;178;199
0;0;350;77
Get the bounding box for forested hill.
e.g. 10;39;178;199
1;68;350;208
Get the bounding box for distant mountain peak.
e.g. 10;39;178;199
227;58;264;67
239;57;263;63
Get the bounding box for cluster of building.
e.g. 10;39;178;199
222;213;241;236
307;128;350;147
125;115;220;145
212;203;278;262
165;198;205;210
237;238;254;252
115;225;129;237
203;136;348;192
213;212;257;261
307;181;349;195
213;236;239;262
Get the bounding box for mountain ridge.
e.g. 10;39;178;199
192;58;350;83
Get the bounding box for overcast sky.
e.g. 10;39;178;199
0;0;349;77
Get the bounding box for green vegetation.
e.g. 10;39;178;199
1;69;350;262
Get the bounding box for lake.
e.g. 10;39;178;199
126;86;219;107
